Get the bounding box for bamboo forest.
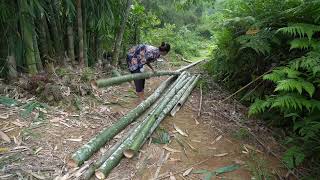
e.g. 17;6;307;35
0;0;320;179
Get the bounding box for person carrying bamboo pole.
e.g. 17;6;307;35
127;42;171;101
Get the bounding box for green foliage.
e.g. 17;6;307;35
233;127;251;140
20;101;48;119
81;67;94;82
0;96;18;107
277;23;320;41
247;153;273;180
193;164;240;180
236;30;278;55
206;0;320;176
283;146;305;169
151;127;170;144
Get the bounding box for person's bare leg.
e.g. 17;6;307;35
137;91;145;103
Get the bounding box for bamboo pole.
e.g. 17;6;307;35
94;76;192;179
176;59;207;72
81;73;188;179
170;75;200;116
92;71;181;88
124;76;197;158
69;73;186;167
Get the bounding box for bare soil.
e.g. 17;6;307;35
0;63;288;180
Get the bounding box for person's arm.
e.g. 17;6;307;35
146;62;155;72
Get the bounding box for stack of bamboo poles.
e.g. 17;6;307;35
67;60;204;179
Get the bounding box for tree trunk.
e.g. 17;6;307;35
38;17;50;62
170;75;200;116
19;0;38;75
82;0;88;66
67;20;75;63
76;0;84;66
95;76;195;179
93;71;181;88
32;24;44;72
112;0;132;67
7;55;18;81
47;0;62;62
68;76;176;167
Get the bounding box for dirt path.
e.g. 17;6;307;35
0;65;286;180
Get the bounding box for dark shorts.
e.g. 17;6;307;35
131;69;145;92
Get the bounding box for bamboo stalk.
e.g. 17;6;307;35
123;76;197;159
176;59;207;72
94;76;192;179
170;75;200;116
69;74;183;167
92;71;181;88
80;73;189;179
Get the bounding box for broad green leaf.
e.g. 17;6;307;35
214;164;241;175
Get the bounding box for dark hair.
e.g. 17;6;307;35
159;42;171;53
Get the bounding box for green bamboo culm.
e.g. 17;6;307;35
82;73;189;179
69;73;186;167
94;75;193;179
125;76;197;157
170;75;201;116
94;71;181;88
19;0;38;75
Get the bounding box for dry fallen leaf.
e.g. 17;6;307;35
163;145;182;153
168;158;182;162
34;147;43;155
173;124;188;137
66;138;82;142
169;172;176;180
13;136;22;146
211;135;222;144
0;114;9;119
11;119;27;128
50;117;63;123
214;153;229;157
244;144;262;153
183;167;193;176
194;118;200;125
191;139;201;143
0;130;11;143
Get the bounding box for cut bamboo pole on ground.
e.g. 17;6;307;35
124;76;197;159
81;73;189;179
176;59;207;72
198;83;203;117
170;75;200;116
92;71;181;88
94;76;193;179
69;75;178;167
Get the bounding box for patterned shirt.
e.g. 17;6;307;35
127;44;160;72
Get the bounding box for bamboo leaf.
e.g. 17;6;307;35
0;130;11;143
214;164;240;175
173;124;188;137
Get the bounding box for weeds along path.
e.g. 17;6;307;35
0;63;286;179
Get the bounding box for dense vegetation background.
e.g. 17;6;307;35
0;0;319;178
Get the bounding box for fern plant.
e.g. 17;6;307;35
236;29;279;55
249;22;320;172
